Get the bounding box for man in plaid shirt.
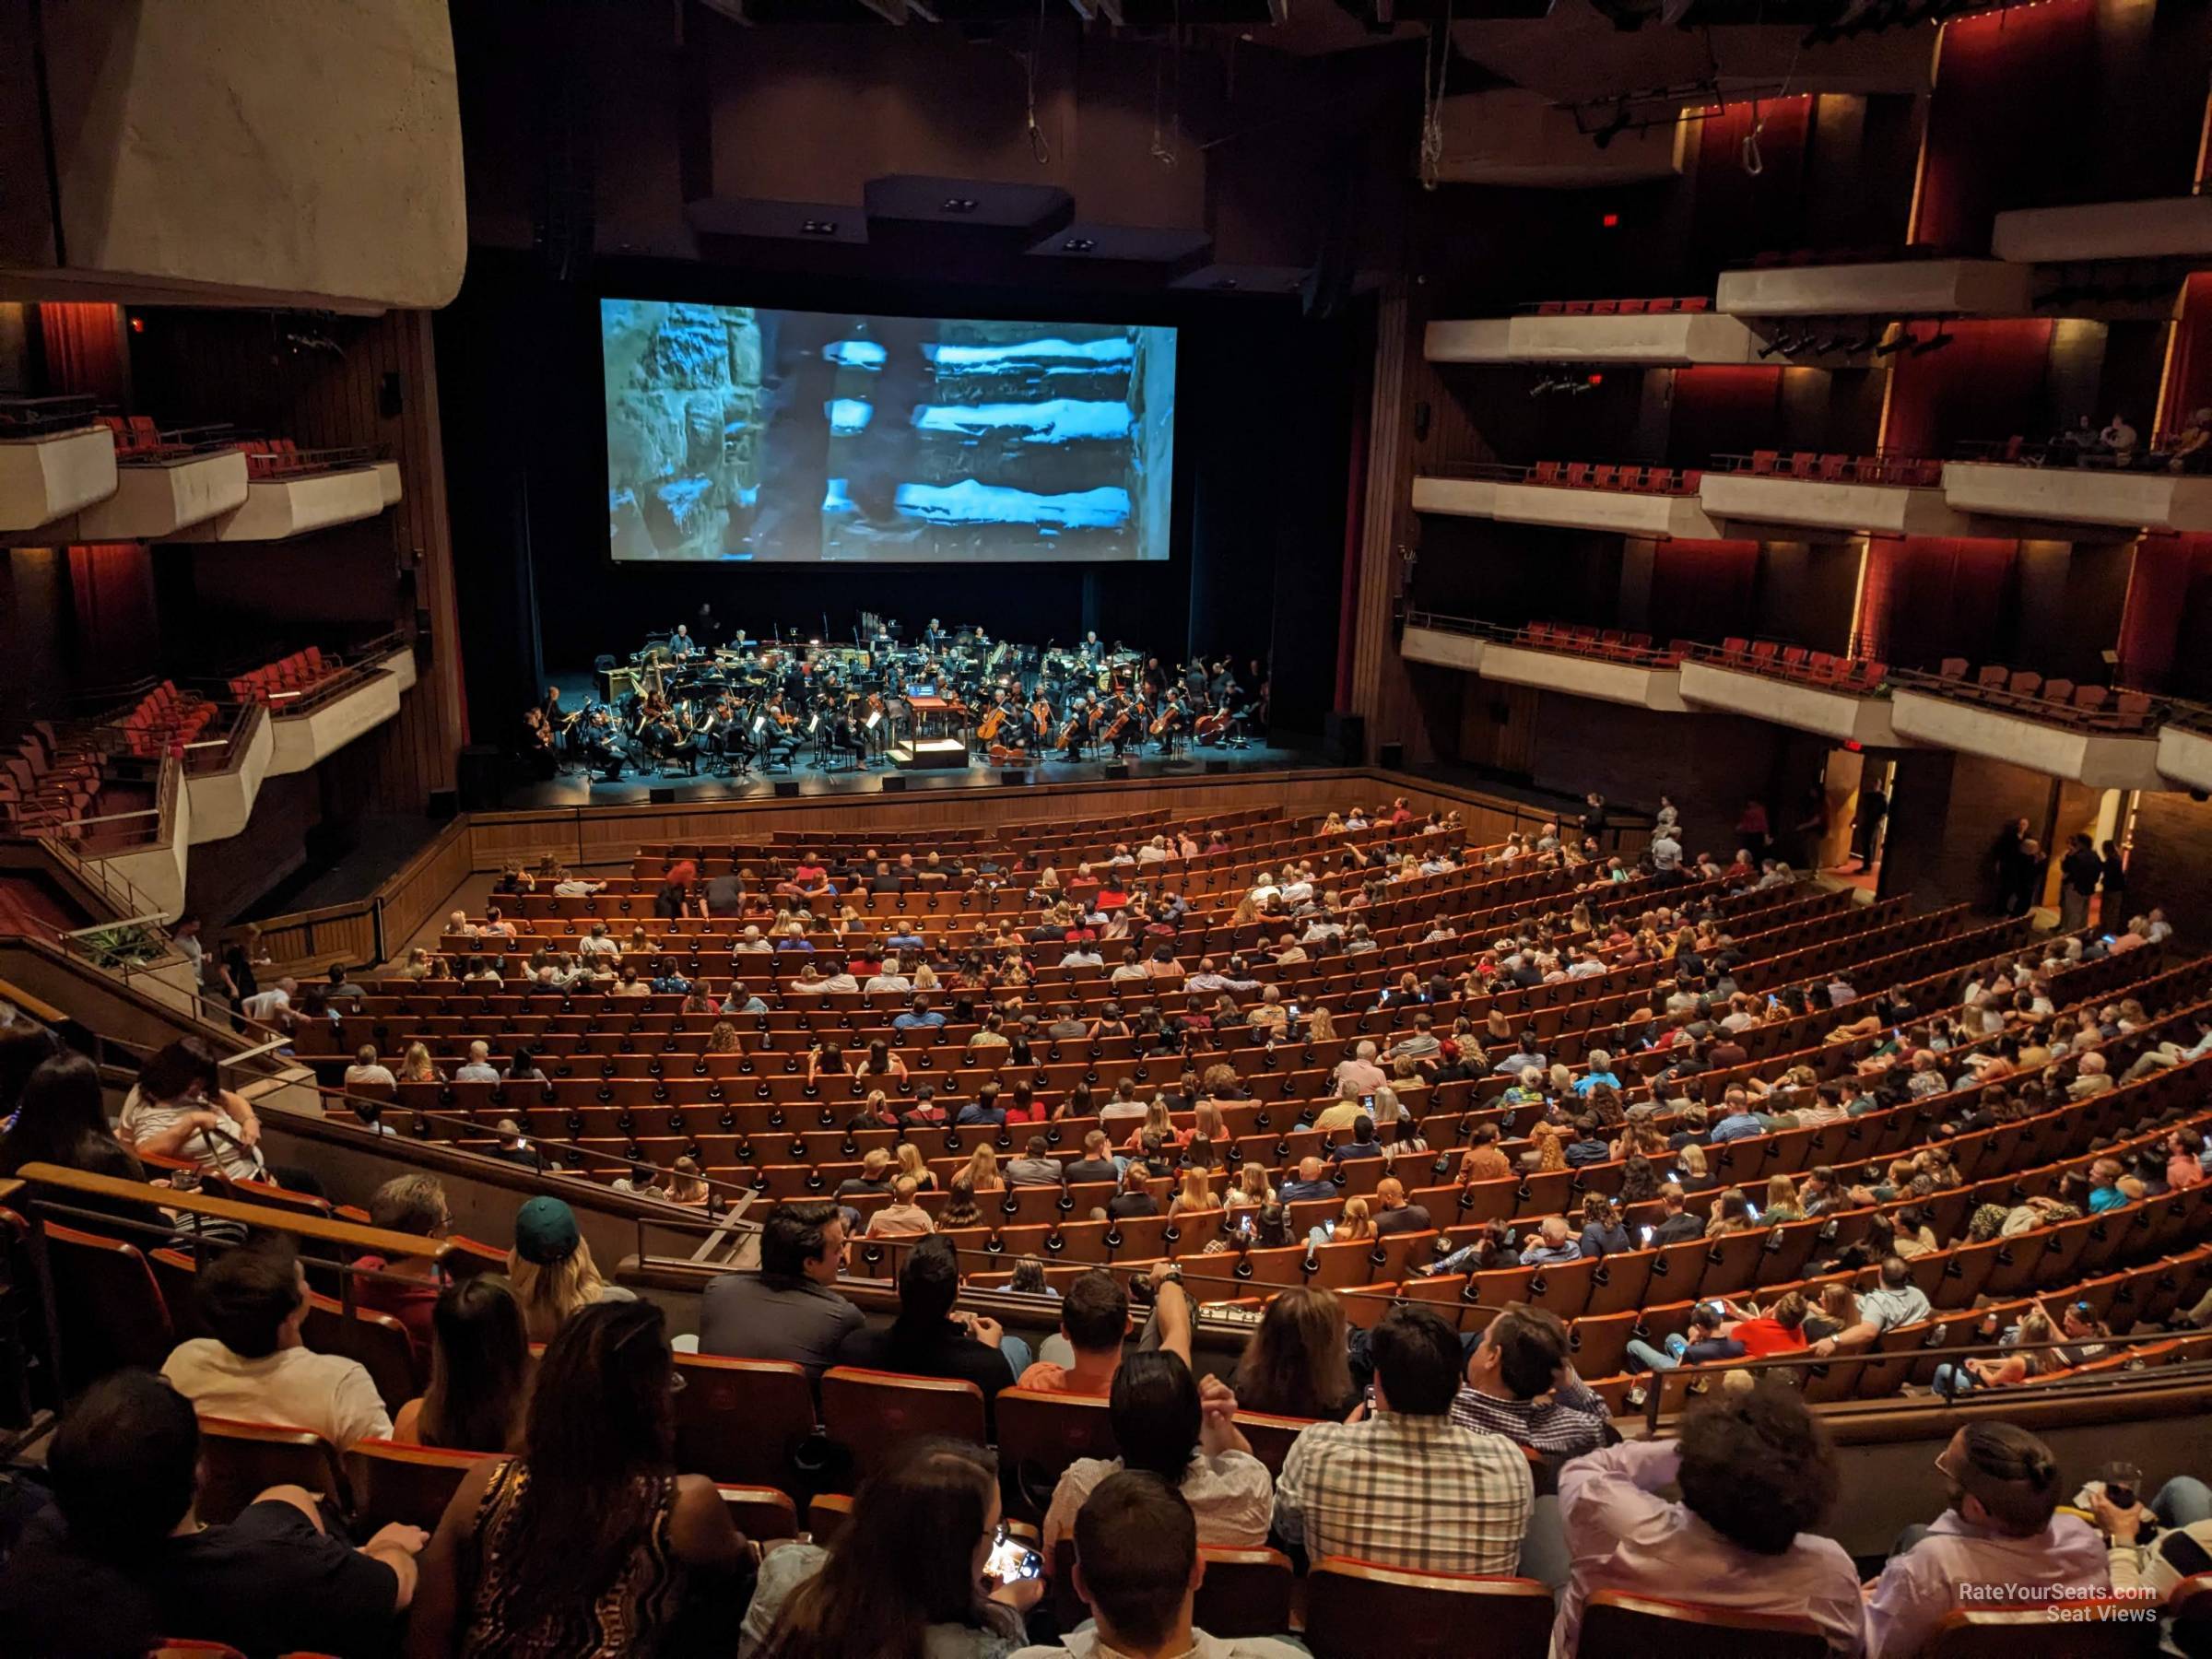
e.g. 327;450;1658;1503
1271;1304;1534;1574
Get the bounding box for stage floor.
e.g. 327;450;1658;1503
518;671;1321;807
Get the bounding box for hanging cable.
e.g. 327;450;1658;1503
1418;1;1454;191
1150;0;1182;169
1026;0;1050;165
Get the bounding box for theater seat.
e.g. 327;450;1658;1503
1303;1559;1556;1659
821;1367;986;1477
195;1417;348;1525
717;1482;801;1540
1915;1604;2158;1657
1578;1591;1830;1657
1194;1547;1298;1637
806;1491;855;1544
673;1353;818;1493
996;1386;1117;1519
343;1439;497;1533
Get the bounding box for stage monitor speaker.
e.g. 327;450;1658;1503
456;745;503;813
1103;762;1131;781
1324;711;1367;767
649;786;676;805
1205;759;1230;775
1378;741;1405;769
426;788;458;823
999;770;1026;786
773;781;801;798
881;775;907;793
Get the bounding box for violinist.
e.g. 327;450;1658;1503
581;705;627;781
760;692;802;768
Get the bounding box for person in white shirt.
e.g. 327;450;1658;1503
552;874;604;896
1333;1041;1387;1098
1650;831;1684;873
1135;837;1170;867
160;1238;392;1451
241;977;299;1030
446;909;480;940
578;922;620;957
817;965;860;994
453;1041;500;1085
117;1038;269;1185
862;958;911;995
344;1045;396;1090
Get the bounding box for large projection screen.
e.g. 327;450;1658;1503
601;301;1177;564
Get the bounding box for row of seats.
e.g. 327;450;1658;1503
226;646;345;706
1513;622;1689;666
1921;660;2159;727
1530;297;1712;316
1743;450;1944;488
0;723;104;837
106;680;216;759
1702;639;1889;692
629;806;1286;874
1527;460;1702;495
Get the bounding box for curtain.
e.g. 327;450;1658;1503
1648;539;1761;645
2119;533;2212;696
1854;535;2018;669
2159;274;2212;444
37;304;128;404
1880;320;2054;457
67;544;159;670
1691;98;1813;268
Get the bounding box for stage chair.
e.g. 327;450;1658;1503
1578;1592;1830;1657
1303;1559;1555;1659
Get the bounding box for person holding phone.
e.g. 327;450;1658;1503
739;1440;1040;1658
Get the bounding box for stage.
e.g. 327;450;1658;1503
514;669;1322;808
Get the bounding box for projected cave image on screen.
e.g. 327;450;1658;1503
601;301;1177;564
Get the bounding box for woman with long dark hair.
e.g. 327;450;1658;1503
1039;1350;1271;1562
741;1439;1038;1659
394;1276;531;1453
0;1051;163;1231
404;1300;745;1657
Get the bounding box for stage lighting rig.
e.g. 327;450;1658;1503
1908;326;1953;356
1871;324;1913;358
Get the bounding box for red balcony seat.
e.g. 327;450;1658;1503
1938;657;1968;679
1533;461;1560;485
2008;671;2042;698
2116;690;2153;717
1592;300;1618;316
1614;466;1643;491
1564;301;1593;316
1788;451;1818;476
1678;469;1701;493
1617;299;1646;314
1536;301;1564;316
1722;637;1750;656
1565;464;1590;487
1679;296;1709;312
2041;679;2075;705
1976;665;2010;688
2074;685;2109;712
1641;468;1673;493
1750;641;1780;661
1591;465;1618;488
1750;451;1779;475
1817;453;1850;480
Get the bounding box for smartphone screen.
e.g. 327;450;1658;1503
1641;1225;1656;1246
1324;1218;1338;1240
985;1524;1043;1582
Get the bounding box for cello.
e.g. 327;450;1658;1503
976;700;1008;743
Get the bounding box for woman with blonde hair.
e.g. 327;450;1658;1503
894;1142;938;1193
1226;1161;1275;1208
1122;1096;1186;1154
1677;1142;1712;1191
963;1144;1005;1194
505;1195;633;1342
399;1041;442;1084
667;1157;711;1208
705;1019;743;1055
1312;1196;1374;1249
1307;1006;1338;1043
1169;1167;1217;1218
1763;1173;1805;1222
1192;1099;1230;1144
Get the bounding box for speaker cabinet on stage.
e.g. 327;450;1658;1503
456;745;504;813
1378;741;1405;769
881;775;907;793
649;786;676;805
1324;712;1366;767
1103;762;1131;781
773;781;801;798
1205;759;1230;775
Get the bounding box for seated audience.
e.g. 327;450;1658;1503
1018;1267;1133;1394
836;1235;1031;1424
351;1171;452;1369
1230;1286;1359;1421
1272;1304;1534;1573
504;1194;634;1342
1041;1350;1273;1560
160;1235;392;1450
1450;1303;1608;1458
394;1275;531;1453
1864;1423;2108;1658
700;1199;863;1379
740;1439;1039;1658
1552;1386;1861;1655
405;1301;747;1655
1022;1472;1306;1659
0;1369;421;1658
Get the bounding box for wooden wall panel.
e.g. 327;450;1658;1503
1347;284;1430;762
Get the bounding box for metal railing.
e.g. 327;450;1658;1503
181;700;266;777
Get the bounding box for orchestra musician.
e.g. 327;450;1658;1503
581;705;627;781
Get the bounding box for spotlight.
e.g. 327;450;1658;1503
1210;277;1240;291
1061;236;1097;253
799;218;840;236
1871;327;1912;359
1529;377;1557;398
1909;327;1953;357
1807;334;1843;356
940;196;979;214
1756;335;1789;360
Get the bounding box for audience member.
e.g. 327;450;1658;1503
406;1301;747;1655
1450;1303;1609;1457
0;1370;421;1658
351;1171;452;1368
160;1236;391;1449
1272;1304;1534;1573
504;1194;634;1342
700;1200;862;1379
393;1275;531;1453
836;1235;1031;1424
1552;1386;1860;1655
1230;1287;1359;1421
1018;1267;1132;1394
1864;1423;2107;1658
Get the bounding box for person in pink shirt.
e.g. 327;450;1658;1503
1862;1423;2108;1659
1553;1388;1864;1657
2168;1127;2206;1191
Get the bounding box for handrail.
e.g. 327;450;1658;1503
12;1161;453;1261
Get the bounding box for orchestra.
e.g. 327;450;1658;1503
525;617;1269;785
